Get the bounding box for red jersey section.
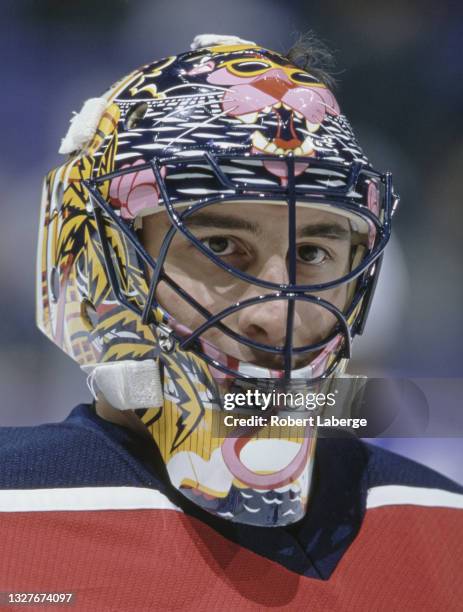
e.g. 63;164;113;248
1;503;462;611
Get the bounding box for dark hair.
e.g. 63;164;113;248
285;32;337;89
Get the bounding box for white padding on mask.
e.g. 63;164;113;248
190;34;256;50
59;97;108;155
82;360;163;410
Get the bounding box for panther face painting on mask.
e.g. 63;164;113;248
37;34;397;526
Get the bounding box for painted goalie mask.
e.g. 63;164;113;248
37;34;398;526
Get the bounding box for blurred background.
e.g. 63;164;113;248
0;0;461;482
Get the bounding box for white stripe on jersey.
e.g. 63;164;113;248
367;485;463;510
0;486;182;513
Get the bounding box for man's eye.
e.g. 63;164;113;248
297;245;329;264
201;236;236;255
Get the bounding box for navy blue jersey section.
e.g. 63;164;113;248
364;442;463;493
0;404;165;492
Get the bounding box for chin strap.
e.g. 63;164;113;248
82;360;163;410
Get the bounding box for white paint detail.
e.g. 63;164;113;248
115;152;143;161
237;112;258;124
240;491;253;499
191;132;223;138
167;448;233;496
239;439;301;473
262;496;283;505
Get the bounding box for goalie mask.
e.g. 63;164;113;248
37;34;398;526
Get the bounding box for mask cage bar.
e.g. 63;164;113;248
285;155;297;377
83;152;395;380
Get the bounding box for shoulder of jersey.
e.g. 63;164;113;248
0;404;158;491
364;442;463;511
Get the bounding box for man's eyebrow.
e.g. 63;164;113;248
183;213;260;234
183;214;350;240
298;222;350;240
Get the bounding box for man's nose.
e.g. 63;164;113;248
236;255;302;346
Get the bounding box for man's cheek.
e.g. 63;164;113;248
156;282;188;320
324;284;349;311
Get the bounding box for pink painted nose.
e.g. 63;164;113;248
252;68;294;99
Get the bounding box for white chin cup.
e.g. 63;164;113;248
82;360;163;410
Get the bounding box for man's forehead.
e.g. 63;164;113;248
185;201;350;226
143;200;363;241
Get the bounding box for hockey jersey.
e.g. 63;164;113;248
0;404;462;611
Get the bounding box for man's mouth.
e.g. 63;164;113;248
237;346;322;372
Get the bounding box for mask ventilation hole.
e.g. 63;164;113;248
55;181;64;204
50;266;60;302
125;102;148;130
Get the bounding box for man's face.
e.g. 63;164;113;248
141;201;362;369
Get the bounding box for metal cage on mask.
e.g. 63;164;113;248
83;150;397;382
